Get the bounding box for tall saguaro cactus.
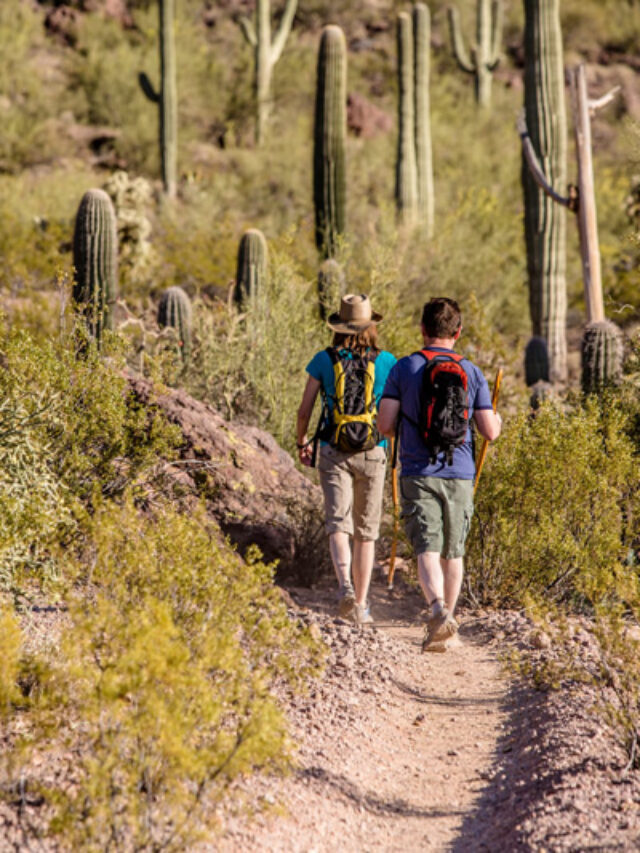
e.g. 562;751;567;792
448;0;503;107
395;11;418;226
313;25;347;259
139;0;177;197
413;3;434;236
521;0;568;382
73;189;118;343
233;229;268;311
238;0;298;146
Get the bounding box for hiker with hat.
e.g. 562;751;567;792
377;297;502;651
296;294;397;625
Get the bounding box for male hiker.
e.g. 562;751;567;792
377;297;501;651
296;294;396;625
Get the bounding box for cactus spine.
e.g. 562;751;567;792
413;3;434;236
581;320;623;395
395;11;418;226
158;286;192;361
139;0;177;197
313;25;347;259
448;0;503;107
524;336;550;386
234;229;268;310
73;189;118;342
522;0;568;382
238;0;298;145
317;258;345;321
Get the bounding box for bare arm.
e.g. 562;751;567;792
474;408;502;442
377;398;401;439
296;376;321;466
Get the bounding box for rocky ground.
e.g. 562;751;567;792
214;566;640;852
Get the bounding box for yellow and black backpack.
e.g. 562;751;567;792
316;347;380;456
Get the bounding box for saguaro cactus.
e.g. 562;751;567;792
73;189;118;342
237;0;298;145
521;0;568;382
139;0;177;197
313;25;347;259
524;335;550;386
581;320;623;394
158;286;192;360
413;2;434;236
233;229;268;310
448;0;503;108
317;258;345;321
395;11;418;226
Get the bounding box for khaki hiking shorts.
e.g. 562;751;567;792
400;476;474;559
317;444;387;541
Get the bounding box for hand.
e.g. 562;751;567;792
297;441;313;467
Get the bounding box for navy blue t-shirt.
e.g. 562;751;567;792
381;347;493;479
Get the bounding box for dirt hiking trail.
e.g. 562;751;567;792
216;568;640;852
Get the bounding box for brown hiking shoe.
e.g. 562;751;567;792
421;609;458;652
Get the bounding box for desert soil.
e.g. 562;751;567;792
215;566;640;853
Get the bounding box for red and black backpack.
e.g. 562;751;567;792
411;349;470;465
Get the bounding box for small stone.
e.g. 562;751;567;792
530;629;552;650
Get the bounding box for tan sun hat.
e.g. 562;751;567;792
327;293;383;334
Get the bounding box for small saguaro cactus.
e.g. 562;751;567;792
139;0;177;197
581;320;623;395
233;229;268;310
237;0;298;145
73;188;118;342
317;259;345;321
313;25;347;259
158;286;192;361
524;336;550;386
447;0;503;108
395;11;418;226
413;2;434;236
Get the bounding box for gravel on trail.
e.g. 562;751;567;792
215;569;640;852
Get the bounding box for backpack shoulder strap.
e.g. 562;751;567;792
419;348;464;363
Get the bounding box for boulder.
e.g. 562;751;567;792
127;374;324;579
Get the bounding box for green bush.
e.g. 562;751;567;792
466;396;639;608
27;500;322;850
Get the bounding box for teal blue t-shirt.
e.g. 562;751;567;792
306;348;397;448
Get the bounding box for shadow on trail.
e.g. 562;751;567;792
300;766;465;821
391;676;503;710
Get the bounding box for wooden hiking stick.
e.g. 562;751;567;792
387;437;400;590
474;368;503;496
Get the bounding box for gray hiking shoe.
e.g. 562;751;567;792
337;585;356;619
354;602;374;625
421;609;458;652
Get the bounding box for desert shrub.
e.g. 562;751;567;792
28;500;322;850
466;396;639;608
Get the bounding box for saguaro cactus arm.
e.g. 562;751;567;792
271;0;298;64
238;16;257;47
488;0;503;69
517;112;574;209
447;6;475;73
138;72;160;103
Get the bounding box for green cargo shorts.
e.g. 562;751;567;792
400;476;474;559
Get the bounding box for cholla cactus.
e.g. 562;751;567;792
313;25;347;259
234;229;268;310
103;171;154;282
448;0;503;107
524;336;550;386
158;286;192;361
317;259;345;321
73;188;118;342
581;320;623;394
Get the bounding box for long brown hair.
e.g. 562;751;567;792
332;325;380;355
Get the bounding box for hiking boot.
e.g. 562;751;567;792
337;585;356;619
422;638;447;653
354;603;374;626
421;608;458;652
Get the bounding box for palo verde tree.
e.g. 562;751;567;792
139;0;177;198
447;0;504;108
237;0;298;146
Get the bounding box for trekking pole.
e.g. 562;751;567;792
474;368;503;496
387;436;400;590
